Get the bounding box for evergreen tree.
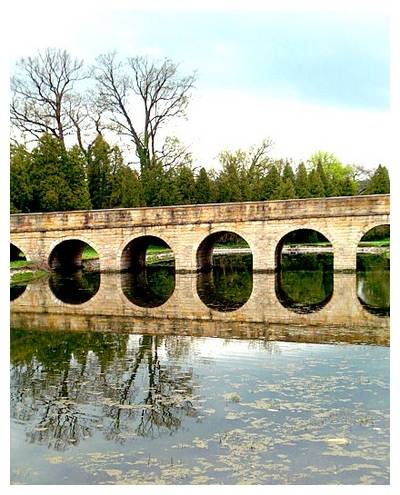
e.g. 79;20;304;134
308;169;325;198
195;167;212;204
339;175;357;196
174;164;196;204
277;177;296;199
245;162;265;201
216;152;243;202
365;165;390;194
295;162;309;198
110;164;143;207
87;135;113;209
63;145;92;210
105;144;144;207
282;162;296;184
141;160;176;206
261;165;281;200
30;134;70;212
316;160;328;196
10;144;33;213
327;176;340;197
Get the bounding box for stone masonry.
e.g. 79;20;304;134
10;194;390;272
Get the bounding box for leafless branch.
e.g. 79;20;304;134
92;53;196;170
10;48;86;145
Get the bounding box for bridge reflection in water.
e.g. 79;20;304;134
11;267;389;346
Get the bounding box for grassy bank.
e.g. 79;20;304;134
359;239;390;247
10;260;35;269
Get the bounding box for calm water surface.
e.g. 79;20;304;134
10;254;389;485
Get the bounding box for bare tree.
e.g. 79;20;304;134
92;52;196;170
65;92;107;156
11;48;86;145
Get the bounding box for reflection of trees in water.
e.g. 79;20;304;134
197;254;253;312
10;330;196;450
276;254;333;313
103;335;196;441
357;255;389;316
247;340;281;354
49;271;100;304
121;266;175;307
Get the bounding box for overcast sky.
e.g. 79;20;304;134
7;0;391;169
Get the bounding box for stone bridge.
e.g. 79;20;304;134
10;272;388;345
10;194;389;272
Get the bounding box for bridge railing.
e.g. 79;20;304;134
11;194;390;233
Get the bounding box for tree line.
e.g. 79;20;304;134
10;48;390;213
10;135;390;213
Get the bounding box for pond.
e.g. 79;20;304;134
10;254;389;485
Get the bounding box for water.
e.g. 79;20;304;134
10;254;389;485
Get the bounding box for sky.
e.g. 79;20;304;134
5;0;392;169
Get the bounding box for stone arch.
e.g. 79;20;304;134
275;227;333;271
356;222;390;245
275;271;333;314
48;237;100;271
196;230;253;271
196;269;253;312
48;270;101;305
357;292;390;317
274;227;334;311
10;242;27;263
10;285;27;301
120;268;175;308
10;243;29;301
356;223;389;317
120;234;175;272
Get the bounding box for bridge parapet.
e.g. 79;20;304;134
10;195;390;272
11;195;389;233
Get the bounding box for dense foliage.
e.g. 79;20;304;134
10;135;390;213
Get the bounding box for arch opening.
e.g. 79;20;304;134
10;244;28;301
196;231;252;311
49;271;100;305
121;267;175;308
275;229;333;313
197;269;252;312
121;236;175;272
121;236;175;308
196;231;252;272
49;240;99;272
356;225;389;316
10;243;27;265
10;284;27;302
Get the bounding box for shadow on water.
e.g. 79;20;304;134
357;254;390;316
121;264;175;308
197;254;253;312
49;271;100;305
276;254;334;313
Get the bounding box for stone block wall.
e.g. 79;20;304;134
10;194;390;272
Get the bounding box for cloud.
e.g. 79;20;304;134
172;89;390;169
